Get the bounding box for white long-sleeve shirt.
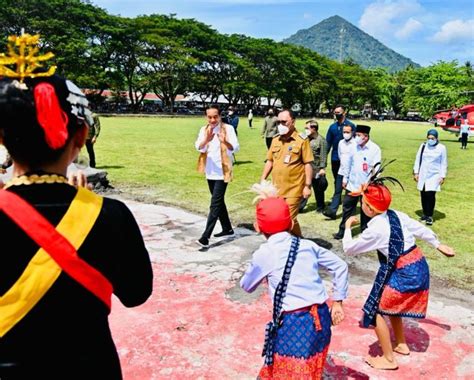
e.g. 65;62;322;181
344;140;382;192
240;232;348;311
413;142;447;192
338;138;356;177
343;210;440;257
195;123;239;180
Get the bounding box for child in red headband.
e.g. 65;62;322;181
240;182;349;379
343;165;455;371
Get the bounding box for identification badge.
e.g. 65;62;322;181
363;162;368;172
284;154;291;164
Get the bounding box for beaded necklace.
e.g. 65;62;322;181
4;174;69;189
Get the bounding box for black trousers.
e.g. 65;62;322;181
86;140;96;168
420;188;436;217
328;160;343;212
461;132;468;148
299;176;327;211
202;180;232;239
265;137;273;149
338;193;371;235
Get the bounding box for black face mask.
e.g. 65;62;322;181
335;113;344;121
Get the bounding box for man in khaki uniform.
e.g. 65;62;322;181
260;109;314;236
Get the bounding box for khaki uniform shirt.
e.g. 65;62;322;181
267;130;314;198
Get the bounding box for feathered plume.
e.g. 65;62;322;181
250;180;279;204
367;159;405;191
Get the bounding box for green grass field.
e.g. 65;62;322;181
91;115;473;289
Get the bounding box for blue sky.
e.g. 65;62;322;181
93;0;474;66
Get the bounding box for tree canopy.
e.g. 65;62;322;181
0;0;472;117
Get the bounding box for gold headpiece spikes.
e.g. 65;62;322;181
0;33;56;82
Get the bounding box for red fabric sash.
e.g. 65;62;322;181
0;190;113;309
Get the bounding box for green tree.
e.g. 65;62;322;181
403;61;471;117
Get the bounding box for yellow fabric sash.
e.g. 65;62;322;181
197;123;233;183
0;187;103;337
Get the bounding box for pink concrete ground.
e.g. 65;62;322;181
110;261;473;380
109;199;473;379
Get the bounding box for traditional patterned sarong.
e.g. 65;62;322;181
362;210;430;327
259;303;331;380
379;246;429;318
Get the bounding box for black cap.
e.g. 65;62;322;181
356;124;371;134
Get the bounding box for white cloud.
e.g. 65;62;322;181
359;0;423;40
431;19;474;43
303;13;313;20
395;17;422;39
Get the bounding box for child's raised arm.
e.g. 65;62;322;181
240;249;272;293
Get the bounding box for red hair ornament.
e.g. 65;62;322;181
34;82;69;149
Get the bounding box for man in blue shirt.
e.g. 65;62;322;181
323;105;355;219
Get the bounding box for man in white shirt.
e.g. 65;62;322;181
334;124;381;239
324;124;355;219
195;105;240;247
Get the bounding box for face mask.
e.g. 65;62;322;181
268;112;273;116
427;139;437;146
278;124;289;135
304;129;312;137
343;132;352;141
335;113;344;121
355;135;364;145
228;111;234;116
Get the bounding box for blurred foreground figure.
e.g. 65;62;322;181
0;34;153;380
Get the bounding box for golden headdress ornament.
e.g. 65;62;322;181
0;32;56;83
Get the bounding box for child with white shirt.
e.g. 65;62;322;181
343;177;455;371
241;183;349;379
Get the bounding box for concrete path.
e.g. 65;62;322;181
109;198;473;380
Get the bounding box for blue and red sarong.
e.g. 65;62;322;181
379;246;429;318
259;303;331;380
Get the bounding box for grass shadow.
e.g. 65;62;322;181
233;160;253;166
415;209;446;221
97;165;125;169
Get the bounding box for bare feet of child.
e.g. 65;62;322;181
365;355;398;370
393;343;410;355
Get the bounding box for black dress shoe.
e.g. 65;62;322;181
323;210;337;220
196;237;209;247
214;229;234;238
333;232;344;240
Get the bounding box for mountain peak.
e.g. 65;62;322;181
283;15;419;72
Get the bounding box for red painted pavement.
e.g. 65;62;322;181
110;262;473;380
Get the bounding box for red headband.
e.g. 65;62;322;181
363;184;392;213
34;82;69;149
256;198;292;234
